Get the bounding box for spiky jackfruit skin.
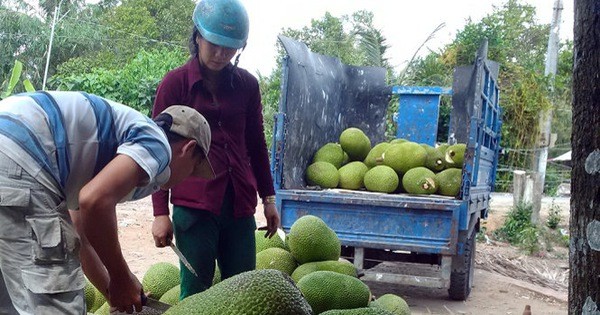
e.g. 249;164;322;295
291;260;357;283
364;143;390;168
339;128;371;161
363;165;399;193
435;168;463;197
370;294;411;315
94;302;109;315
436;143;450;154
90;285;106;313
402;167;438;194
256;229;287;253
306;161;340;188
322;308;396;315
389;138;408;145
421;144;446;172
159;285;181;305
382;142;427;174
256;247;298;276
142;262;180;299
287;215;341;264
84;279;96;312
163;269;313;315
338;161;368;190
313;143;345;169
297;271;371;314
445;143;466;168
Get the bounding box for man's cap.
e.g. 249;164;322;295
159;105;216;179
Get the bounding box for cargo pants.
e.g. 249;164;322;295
0;152;86;315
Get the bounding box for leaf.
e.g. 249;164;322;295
23;79;36;92
1;60;23;99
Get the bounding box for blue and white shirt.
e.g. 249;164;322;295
0;91;171;209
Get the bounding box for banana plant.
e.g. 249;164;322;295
1;60;36;100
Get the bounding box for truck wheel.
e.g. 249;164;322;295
448;230;475;300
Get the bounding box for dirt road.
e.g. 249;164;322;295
115;193;570;314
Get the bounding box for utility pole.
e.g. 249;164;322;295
531;0;562;223
42;1;63;91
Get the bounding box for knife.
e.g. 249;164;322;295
170;242;198;277
140;294;171;313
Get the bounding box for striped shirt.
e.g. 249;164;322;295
0;91;171;209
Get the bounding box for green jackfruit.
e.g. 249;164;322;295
84;279;96;312
212;264;221;286
291;260;357;283
163;269;313;315
363;165;399;193
306;161;339;188
159;285;181;305
339;128;371;161
287;215;341;264
435;168;463;196
256;247;297;276
338;161;368;190
437;143;450;154
421;144;446;172
402;167;438;194
313;143;345;169
322;308;396;315
370;294;411;315
445;143;466;168
255;229;288;253
364;142;390;168
382;142;427;174
297;270;371;314
94;302;109;315
142;262;180;299
90;285;106;313
389;138;408;145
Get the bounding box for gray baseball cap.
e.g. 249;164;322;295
160;105;215;179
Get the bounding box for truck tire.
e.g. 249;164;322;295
448;230;475;300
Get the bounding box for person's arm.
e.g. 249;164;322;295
69;210;109;299
78;154;149;313
245;82;280;237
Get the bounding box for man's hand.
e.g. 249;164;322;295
263;203;280;238
152;215;173;247
107;269;143;314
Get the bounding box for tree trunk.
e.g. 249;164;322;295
569;0;600;313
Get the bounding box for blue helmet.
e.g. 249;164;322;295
192;0;249;49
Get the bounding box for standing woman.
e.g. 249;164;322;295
150;0;280;298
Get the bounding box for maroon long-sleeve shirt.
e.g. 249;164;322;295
151;57;275;218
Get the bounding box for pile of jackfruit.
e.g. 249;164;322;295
306;127;466;197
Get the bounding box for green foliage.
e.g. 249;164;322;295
493;202;536;245
546;201;562;230
1;60;35;99
49;48;187;115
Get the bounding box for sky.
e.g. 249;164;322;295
236;0;574;76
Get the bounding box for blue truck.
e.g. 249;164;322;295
270;36;502;300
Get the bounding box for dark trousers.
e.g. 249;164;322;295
172;184;256;299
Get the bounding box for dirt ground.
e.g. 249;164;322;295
115;193;570;314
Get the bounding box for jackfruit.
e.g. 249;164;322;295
163;269;313;315
256;229;287;253
287;215;341;264
297;270;371;314
435;168;463;196
313;143;345;169
84;279;95;312
342;152;350;166
159;285;181;305
338;161;368;190
370;294;411;315
142;262;180;299
291;260;357;283
445;143;466;168
363;165;399;193
389;138;408;145
402;167;438;194
94;302;109;315
90;285;106;313
382;142;427;174
421;144;445;172
212;264;221;286
339;127;371;161
306;161;339;188
256;247;298;276
364;142;390;168
321;308;396;315
437;143;450;154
